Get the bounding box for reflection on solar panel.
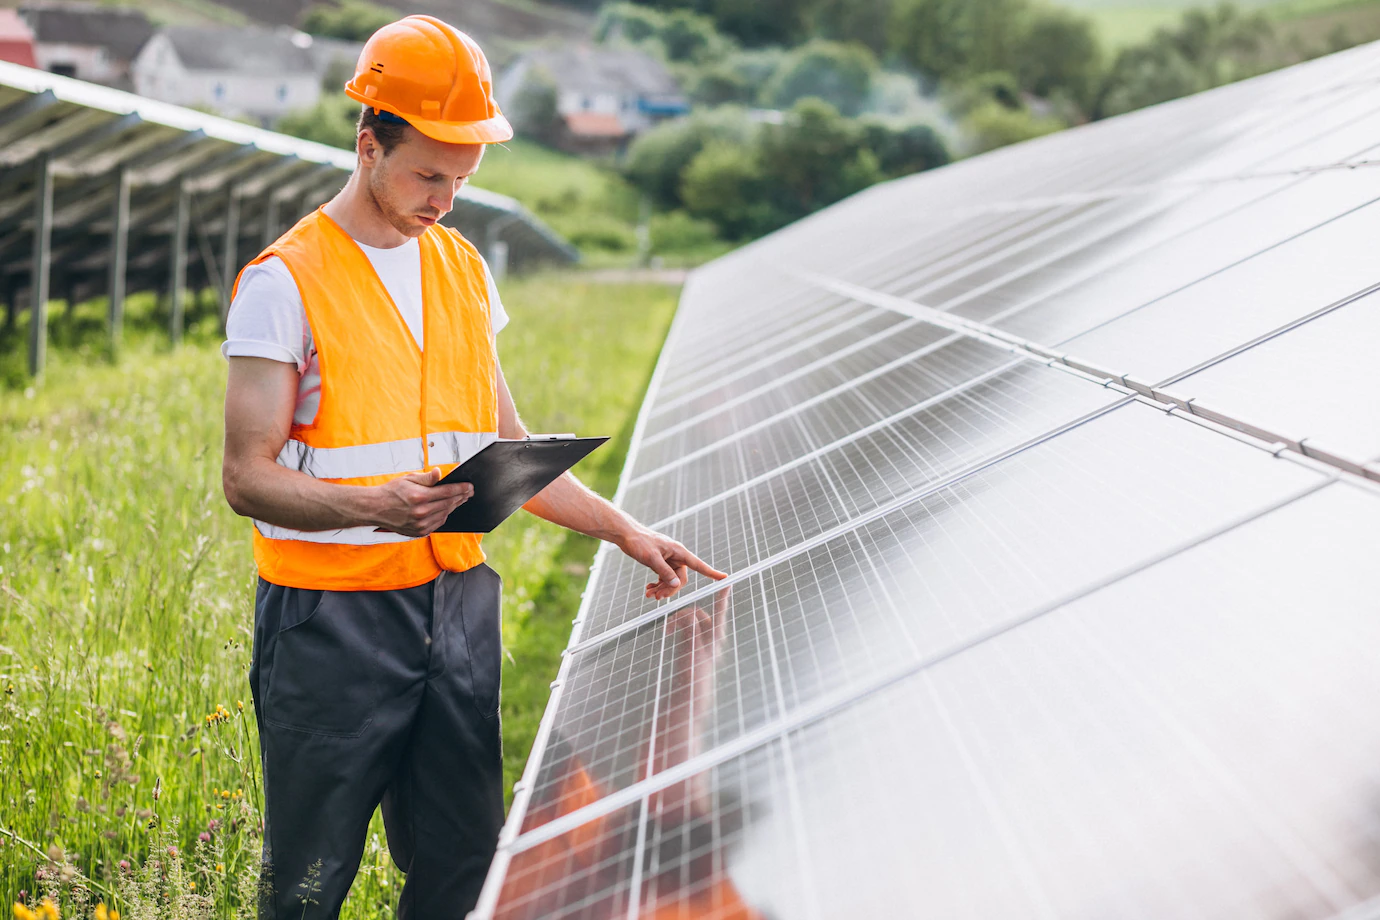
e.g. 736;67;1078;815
473;43;1380;920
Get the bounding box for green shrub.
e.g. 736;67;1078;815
556;213;639;252
299;0;394;41
858;116;950;178
962;99;1063;153
277;94;360;151
765;39;879;116
649;210;720;253
624;106;757;210
681;141;777;239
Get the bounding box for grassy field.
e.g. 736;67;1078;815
1063;0;1380;48
0;275;677;917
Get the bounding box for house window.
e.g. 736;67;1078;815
276;84;287;101
214;82;226;100
50;63;76;78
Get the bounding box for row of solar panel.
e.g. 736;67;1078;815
474;40;1380;920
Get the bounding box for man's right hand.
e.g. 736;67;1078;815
371;468;474;537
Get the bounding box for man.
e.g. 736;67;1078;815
220;16;724;919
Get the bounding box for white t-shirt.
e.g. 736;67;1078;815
222;236;509;426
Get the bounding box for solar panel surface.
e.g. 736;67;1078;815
472;42;1380;920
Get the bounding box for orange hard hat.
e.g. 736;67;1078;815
344;15;513;145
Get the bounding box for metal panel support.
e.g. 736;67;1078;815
107;167;130;357
262;193;279;247
169;182;190;345
221;187;239;331
28;153;53;381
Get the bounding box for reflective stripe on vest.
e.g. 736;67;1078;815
234;209;500;591
255;430;498;545
272;430;497;480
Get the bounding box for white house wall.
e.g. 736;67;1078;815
133;34;321;124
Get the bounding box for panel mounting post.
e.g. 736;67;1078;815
169;181;190;345
220;185;240;332
28;152;53;381
107;166;130;358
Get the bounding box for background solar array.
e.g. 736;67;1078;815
472;42;1380;920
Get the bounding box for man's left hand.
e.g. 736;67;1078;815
616;525;727;600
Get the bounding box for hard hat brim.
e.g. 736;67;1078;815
345;88;514;145
410;112;514;145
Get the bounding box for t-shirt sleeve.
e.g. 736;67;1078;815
480;255;510;336
222;256;310;370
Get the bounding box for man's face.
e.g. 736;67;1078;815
363;127;485;238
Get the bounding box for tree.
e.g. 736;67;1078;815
594;2;664;43
765;40;879;116
707;0;808;47
1097;3;1280;117
756;97;882;218
299;0;394;42
888;0;972;82
681;141;775;238
810;0;892;55
1013;6;1102;112
508;66;562;144
961;100;1062;153
659;9;726;62
278;94;360;150
858;117;949;177
623;106;756;209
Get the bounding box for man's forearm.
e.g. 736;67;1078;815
224;457;383;531
523;472;636;545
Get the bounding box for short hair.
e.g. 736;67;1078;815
357;105;407;154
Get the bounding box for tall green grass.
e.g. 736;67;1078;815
0;275;678;917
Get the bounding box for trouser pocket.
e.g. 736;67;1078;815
264;588;380;737
457;564;502;718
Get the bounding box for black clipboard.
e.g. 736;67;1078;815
434;435;609;533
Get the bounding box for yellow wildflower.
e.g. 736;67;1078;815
13;903;38;920
36;901;58;920
187;883;195;891
94;904;119;920
221;790;230;799
236;700;244;711
216;863;224;873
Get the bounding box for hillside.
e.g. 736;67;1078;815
0;0;592;47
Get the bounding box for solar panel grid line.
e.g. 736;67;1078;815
645;360;1037;530
658;277;838;365
651;293;863;404
568;393;1134;657
627;332;973;485
495;471;1337;863
806;271;1380;482
646;303;889;420
1158;277;1380;389
643;311;916;440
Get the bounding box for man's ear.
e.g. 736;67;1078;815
357;128;381;167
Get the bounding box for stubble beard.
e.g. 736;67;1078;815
366;165;424;239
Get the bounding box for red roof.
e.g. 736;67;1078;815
563;112;627;138
0;10;37;68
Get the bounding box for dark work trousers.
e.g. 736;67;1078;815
249;564;505;920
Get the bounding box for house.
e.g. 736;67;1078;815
131;26;320;125
0;10;38;69
498;44;688;155
19;2;154;89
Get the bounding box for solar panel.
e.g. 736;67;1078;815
472;42;1380;919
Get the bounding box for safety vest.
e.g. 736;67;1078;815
234;209;498;591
